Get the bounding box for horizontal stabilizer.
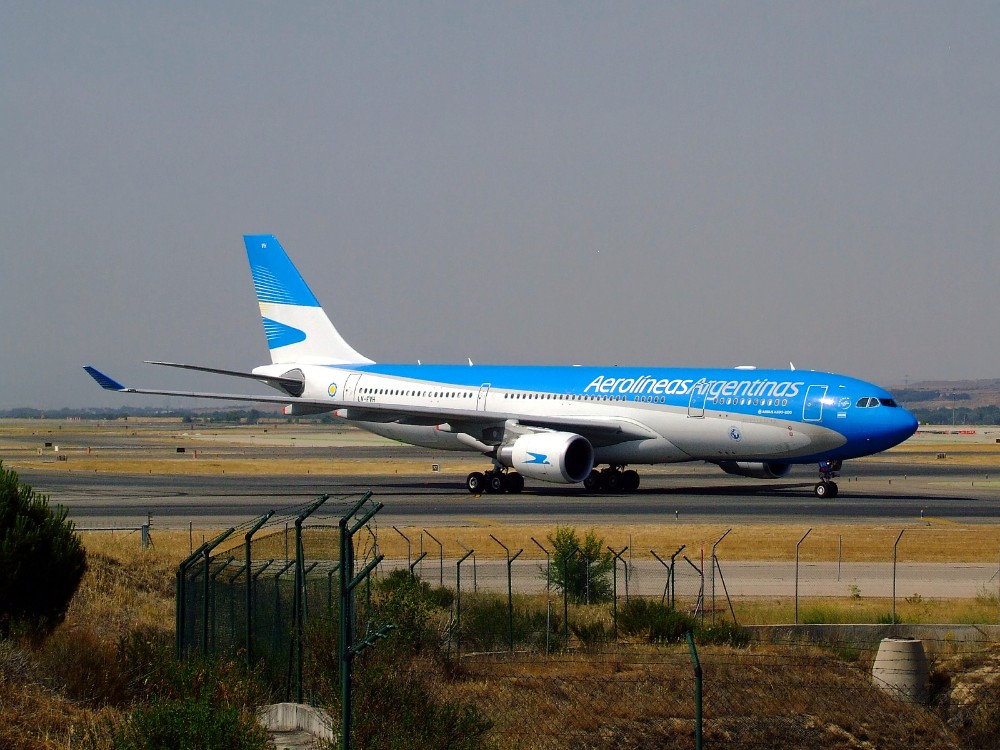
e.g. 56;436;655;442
144;361;304;395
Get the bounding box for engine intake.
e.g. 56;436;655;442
499;432;594;484
716;461;792;480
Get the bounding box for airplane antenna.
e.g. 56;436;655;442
468;358;474;366
789;362;796;371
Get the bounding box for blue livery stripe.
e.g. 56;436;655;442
262;318;307;349
244;235;320;307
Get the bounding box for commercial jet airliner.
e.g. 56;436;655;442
85;235;917;498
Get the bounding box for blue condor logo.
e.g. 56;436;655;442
525;452;550;465
584;375;806;400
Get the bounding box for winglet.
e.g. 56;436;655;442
83;366;127;391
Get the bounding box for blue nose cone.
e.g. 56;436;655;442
871;406;919;453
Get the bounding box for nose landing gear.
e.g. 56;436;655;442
814;460;841;498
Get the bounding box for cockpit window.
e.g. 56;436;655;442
856;397;887;408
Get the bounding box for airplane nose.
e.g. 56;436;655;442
883;408;918;448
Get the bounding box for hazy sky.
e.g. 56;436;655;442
2;3;998;409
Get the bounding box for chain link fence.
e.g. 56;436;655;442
177;507;1000;748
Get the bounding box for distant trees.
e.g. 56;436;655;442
0;462;87;639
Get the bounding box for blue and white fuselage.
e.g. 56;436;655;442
85;235;917;497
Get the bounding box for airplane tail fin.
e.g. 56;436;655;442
243;235;374;365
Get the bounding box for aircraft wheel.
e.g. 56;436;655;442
622;469;640;493
814;481;831;498
507;472;524;493
603;469;622;493
828;481;839;498
487;473;507;493
584;471;603;492
466;472;485;494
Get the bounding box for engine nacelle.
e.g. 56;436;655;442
716;461;792;480
499;432;594;484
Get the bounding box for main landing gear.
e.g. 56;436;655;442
584;466;640;493
814;460;842;498
466;468;524;495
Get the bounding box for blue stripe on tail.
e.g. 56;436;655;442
244;235;320;307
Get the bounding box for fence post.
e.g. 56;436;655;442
651;550;671;604
176;539;211;659
683;556;704;621
244;511;274;668
491;535;523;653
455;548;474;657
423;529;444;586
795;528;812;625
340;492;387;750
562;546;580;649
686;630;703;750
531;537;551;591
670;545;686;609
409;551;428;578
197;528;236;659
294;495;329;703
710;529;732;626
392;526;412;571
608;546;629;640
892;529;905;625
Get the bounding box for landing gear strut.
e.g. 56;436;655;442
584;466;641;494
814;460;841;498
466;468;523;495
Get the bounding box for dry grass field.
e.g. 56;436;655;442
3;420;1000;747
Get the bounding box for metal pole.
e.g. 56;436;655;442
455;549;474;657
710;529;732;626
531;537;551;591
422;529;444;586
686;631;703;750
244;511;274;668
838;534;842;582
651;550;671;604
670;545;686;609
392;526;411;571
490;534;522;653
409;551;427;578
607;546;629;641
795;528;812;625
893;529;905;624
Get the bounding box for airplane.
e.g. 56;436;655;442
85;234;918;498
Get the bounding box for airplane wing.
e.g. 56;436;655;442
144;361;305;396
84;366;653;447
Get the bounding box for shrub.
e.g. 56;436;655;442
352;647;494;750
0;462;87;639
544;527;613;604
617;598;696;642
457;593;551;652
113;694;270;750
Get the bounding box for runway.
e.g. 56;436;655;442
15;460;1000;529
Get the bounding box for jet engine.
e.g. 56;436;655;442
716;461;792;479
499;432;594;484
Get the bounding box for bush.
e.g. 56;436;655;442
353;647;494;750
0;462;87;639
457;593;551;652
545;527;613;604
109;645;272;748
113;694;270;750
617;598;696;642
